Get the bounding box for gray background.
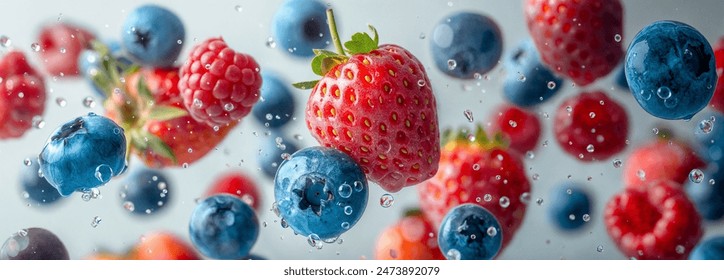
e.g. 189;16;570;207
0;0;723;260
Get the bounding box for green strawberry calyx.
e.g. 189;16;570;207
89;41;183;164
293;9;379;90
441;124;508;151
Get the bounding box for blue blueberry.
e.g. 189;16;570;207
547;182;592;231
38;113;127;197
120;167;171;216
121;4;184;67
274;146;368;240
252;71;295;128
189;194;260;260
692;111;724;166
271;0;330;58
690;236;724;260
685;164;724;221
259;132;299;179
437;203;502;260
430;12;503;79
20;160;63;206
503;39;563;107
625;20;717;120
1;228;69;260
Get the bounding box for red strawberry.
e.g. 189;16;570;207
622;136;705;188
37;22;95;76
605;180;702;260
418;125;531;252
487;103;541;155
299;10;440;193
374;209;445;260
524;0;624;86
178;37;262;127
113;68;236;168
129;231;200;260
0;51;46;139
554;90;628;162
708;37;724;112
205;171;262;211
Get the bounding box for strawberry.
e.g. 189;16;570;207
622;135;705;188
605;180;702;260
374;209;445;260
487;103;541;155
204;171;262;211
554;90;628;162
0;51;46;139
178;37;262;128
129;231;200;260
37;22;95;76
524;0;624;86
418;125;531;252
709;37;724;112
296;9;440;193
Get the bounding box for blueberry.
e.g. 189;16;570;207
693;111;724;166
437;203;502;260
614;63;629;91
120;167;171;216
274;146;368;240
20;159;63;206
625;20;717;120
690;236;724;260
252;71;296;128
121;4;185;67
38;113;127;197
259;132;299;179
547;182;592;231
503;39;563;107
0;228;69;260
430;12;503;79
271;0;330;58
189;194;260;260
685;164;724;221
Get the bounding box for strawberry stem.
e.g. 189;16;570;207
326;9;346;56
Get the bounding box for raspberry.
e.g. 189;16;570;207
0;51;46;139
178;37;262;127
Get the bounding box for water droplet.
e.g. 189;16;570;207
307;234;323;250
380;194;394;208
589;112;596;119
418;33;426;39
94;164;113;183
341;222;350;229
123;201;135;212
637;169;646;180
596;245;604;253
487;227;498;237
499;196;510;208
483;194;492;202
472;164;480;171
446;249;461;260
517;73;527;82
586;144;595;153
699;119;714;134
280;218;289;228
265;36;276;48
547;81;556;89
710;179;716;185
32;116;45;129
353;181;364;192
377;140;391;153
83;96;96;108
338;183;352;198
532;173;539;180
675;245;685;255
23;158;32;166
417;79;426;87
508;120;518;128
447;59;457;70
182;163;189;168
566;106;572;113
224;103;235;111
689;169;704;183
640;89;652;101
536;198;544;205
0;35;11;47
56;97;67;107
31;42;40;52
343;206;353;215
193;98;203;108
582;214;591;222
520;192;531;204
569;214;576;220
265;113;273;120
612;159;622;168
234;5;243;12
90;216;102;228
463;110;474;122
614;34;622;42
664;97;678;108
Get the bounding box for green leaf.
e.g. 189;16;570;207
136;76;154;102
147;105;188;121
311;52;346;76
313;49;340;56
142;131;178;164
292;80;320;90
344;25;379;55
130;131;148;150
320;56;345;76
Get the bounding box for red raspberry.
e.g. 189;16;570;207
178;37;262;127
374;210;445;260
622;137;705;188
554;91;628;162
205;171;262;211
524;0;624;86
605;180;702;260
37;22;95;76
0;51;46;139
487;103;542;155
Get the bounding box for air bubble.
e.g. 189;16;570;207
710;179;716;185
0;35;11;47
612;159;622;168
536;198;544;205
193;98;203;108
338;183;352;198
59;48;66;54
446;249;461;260
637;169;646;180
699;119;714;134
266;37;276;48
463;110;474;122
675;245;685;255
589;112;596;119
499;196;510;208
547;81;556;89
487;227;498;237
614;34;622;42
520;192;531;204
689;169;704;183
23;158;32;166
582;214;591;222
472;164;480;171
417;79;426;87
532;173;539;180
526;151;535;159
234;5;243;12
344;206;353;215
596;245;604;253
123;201;135;212
483;194;492;202
586;144;595;153
32;116;45;129
56;97;67;107
380;194;394;208
31;42;40;52
83;96;96;108
341;222;350;229
224;103;235;111
94;164;113;183
90;216;102;228
447;59;457;70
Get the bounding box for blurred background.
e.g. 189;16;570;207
0;0;723;260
